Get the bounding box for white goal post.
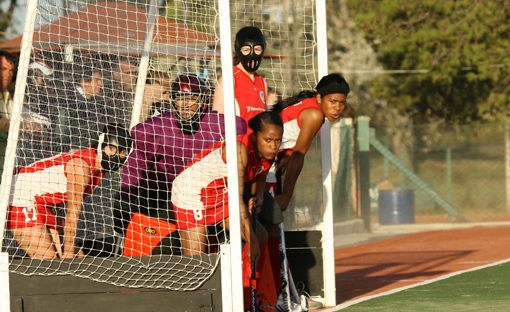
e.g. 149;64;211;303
218;0;245;310
0;0;336;310
316;0;336;307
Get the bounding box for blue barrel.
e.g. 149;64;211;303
378;190;415;225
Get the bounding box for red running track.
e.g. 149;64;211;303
327;226;510;308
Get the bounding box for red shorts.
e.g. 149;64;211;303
7;205;61;230
173;203;228;230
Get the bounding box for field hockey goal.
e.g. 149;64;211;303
0;0;337;310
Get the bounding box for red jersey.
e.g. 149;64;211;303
278;97;323;151
10;149;105;208
172;141;228;229
234;66;266;132
172;136;274;229
237;134;273;182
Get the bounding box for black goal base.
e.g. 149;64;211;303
9;230;325;311
10;255;221;312
285;230;324;298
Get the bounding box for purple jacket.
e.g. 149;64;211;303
120;111;247;198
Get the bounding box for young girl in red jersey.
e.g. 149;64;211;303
271;73;350;211
8;125;131;259
264;74;349;308
171;111;283;262
212;27;268;131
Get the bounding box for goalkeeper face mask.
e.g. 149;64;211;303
97;126;132;172
235;26;266;72
170;73;210;135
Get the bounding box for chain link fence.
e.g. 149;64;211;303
369;121;509;224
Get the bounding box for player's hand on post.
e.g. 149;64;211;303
248;194;262;215
248;196;256;216
276;152;291;174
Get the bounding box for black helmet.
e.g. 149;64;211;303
234;26;266;72
97;124;132;171
170;73;210;134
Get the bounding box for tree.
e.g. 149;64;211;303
0;0;17;42
347;0;510;124
326;0;414;163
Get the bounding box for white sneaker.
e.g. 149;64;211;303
302;293;323;310
274;301;306;312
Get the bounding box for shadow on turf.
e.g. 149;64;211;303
335;250;473;303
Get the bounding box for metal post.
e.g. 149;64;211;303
0;0;38;242
384;134;390;177
218;1;244;311
446;147;452;204
409;121;415;169
64;45;74;63
0;0;39;308
401;148;407;188
130;0;158;129
334;118;353;222
358;116;371;231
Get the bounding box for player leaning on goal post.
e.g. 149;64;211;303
266;73;350;310
7;124;131;259
272;73;349;210
171;111;283;311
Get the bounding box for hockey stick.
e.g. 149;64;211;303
113;234;123;257
251;194;259;312
278;223;293;311
288;263;308;311
274;160;307;312
278;224;308;312
276;166;293;311
288;266;300;303
55;205;65;258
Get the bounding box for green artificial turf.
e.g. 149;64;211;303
339;261;510;312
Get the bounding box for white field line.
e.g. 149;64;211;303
322;257;510;311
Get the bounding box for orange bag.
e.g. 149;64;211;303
123;212;177;257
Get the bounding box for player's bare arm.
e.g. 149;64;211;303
212;75;224;113
251;170;268;214
63;157;91;258
234;142;260;263
276;107;324;211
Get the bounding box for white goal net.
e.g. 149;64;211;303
0;0;325;293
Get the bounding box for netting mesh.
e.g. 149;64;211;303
2;0;323;290
230;0;324;230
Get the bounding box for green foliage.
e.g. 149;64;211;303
347;0;510;123
0;0;17;42
163;0;216;35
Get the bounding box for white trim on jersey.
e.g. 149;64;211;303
280;119;301;151
172;148;228;211
266;163;277;184
10;165;67;207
